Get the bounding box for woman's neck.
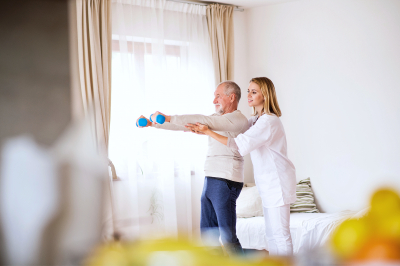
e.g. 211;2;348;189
255;105;264;116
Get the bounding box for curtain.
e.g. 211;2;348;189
109;0;215;240
75;0;112;156
206;3;234;85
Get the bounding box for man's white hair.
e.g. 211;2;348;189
219;81;241;102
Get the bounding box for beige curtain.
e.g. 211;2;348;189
206;4;234;85
73;0;112;155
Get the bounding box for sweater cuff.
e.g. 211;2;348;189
227;137;239;151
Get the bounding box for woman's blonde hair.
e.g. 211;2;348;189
250;77;282;117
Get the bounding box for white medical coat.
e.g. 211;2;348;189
233;114;297;208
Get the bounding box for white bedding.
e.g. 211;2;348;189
237;210;356;253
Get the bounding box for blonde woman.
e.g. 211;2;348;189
186;77;297;256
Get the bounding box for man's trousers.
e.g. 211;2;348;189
200;177;244;256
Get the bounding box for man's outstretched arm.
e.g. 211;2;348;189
152;111;247;133
152;122;189;132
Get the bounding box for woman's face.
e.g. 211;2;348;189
247;82;264;108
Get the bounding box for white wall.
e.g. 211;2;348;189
235;0;400;212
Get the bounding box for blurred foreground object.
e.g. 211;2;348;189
84;238;291;266
331;188;400;265
0;120;108;265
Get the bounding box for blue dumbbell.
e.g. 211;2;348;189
149;114;166;124
136;118;148;127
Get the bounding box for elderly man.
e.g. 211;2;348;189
137;81;248;256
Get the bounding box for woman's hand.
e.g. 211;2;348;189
185;123;209;135
187;123;228;145
151;111;171;124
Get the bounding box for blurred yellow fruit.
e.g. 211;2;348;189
125;238;245;266
377;212;400;241
84;238;290;266
85;242;128;266
370;188;400;219
331;218;370;258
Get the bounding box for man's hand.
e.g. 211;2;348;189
185;123;209;135
151;111;171;124
136;115;152;128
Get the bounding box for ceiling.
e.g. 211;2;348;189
196;0;300;9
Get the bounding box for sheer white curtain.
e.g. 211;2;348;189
109;0;215;240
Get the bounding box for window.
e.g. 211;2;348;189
109;1;214;237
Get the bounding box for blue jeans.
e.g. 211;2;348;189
200;177;244;256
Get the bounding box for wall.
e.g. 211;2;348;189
235;0;400;212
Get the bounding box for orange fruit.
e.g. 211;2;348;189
351;238;400;263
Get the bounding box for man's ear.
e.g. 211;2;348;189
230;94;236;103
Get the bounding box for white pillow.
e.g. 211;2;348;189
236;186;263;218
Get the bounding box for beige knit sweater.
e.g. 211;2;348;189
152;110;249;182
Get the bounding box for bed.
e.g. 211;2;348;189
236;210;358;253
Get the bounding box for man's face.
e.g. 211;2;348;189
213;84;231;115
